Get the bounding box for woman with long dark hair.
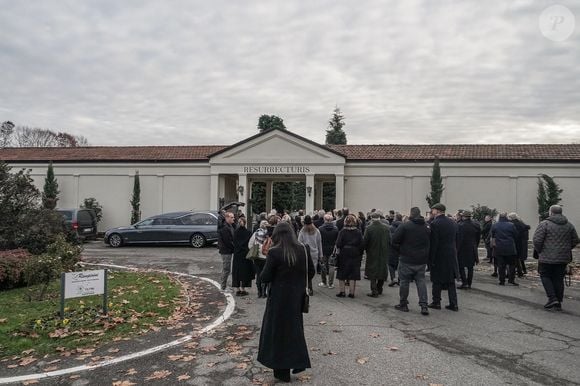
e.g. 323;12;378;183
335;214;364;298
232;217;254;296
257;221;315;383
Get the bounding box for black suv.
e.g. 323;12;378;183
56;208;98;241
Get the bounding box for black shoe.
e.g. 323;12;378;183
395;303;409;312
336;292;346;297
235;290;242;296
367;293;379;298
377;288;383;295
544;299;559;309
240;290;249;296
498;282;505;286
388;280;397;287
467;285;472;289
457;284;468;290
421;306;429;316
491;272;498;277
292;368;305;374
428;302;441;310
508;281;519;286
273;369;291;383
554;303;562;311
348;293;355;298
445;304;459;312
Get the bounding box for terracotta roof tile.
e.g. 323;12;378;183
1;144;580;162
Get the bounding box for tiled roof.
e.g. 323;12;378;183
1;144;580;162
0;146;227;162
326;144;580;161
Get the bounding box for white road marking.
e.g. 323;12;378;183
0;263;236;385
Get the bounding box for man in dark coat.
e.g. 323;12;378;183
363;211;391;297
336;207;349;231
392;207;431;315
533;205;579;310
456;211;481;289
509;213;530;277
481;215;493;262
319;214;339;288
491;213;519;286
428;203;460;311
218;211;236;291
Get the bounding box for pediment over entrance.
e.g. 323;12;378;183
209;129;345;165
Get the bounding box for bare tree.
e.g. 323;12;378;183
8;125;89;147
1;121;15;148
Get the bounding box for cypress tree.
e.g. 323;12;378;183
325;107;347;145
426;157;444;208
130;171;141;224
42;161;59;209
537;174;563;221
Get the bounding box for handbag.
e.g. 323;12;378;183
328;246;338;267
246;243;260;260
302;244;310;313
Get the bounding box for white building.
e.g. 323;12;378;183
2;128;579;232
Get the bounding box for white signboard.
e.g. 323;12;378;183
64;270;105;299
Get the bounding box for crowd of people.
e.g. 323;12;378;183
217;203;578;382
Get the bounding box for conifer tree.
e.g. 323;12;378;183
130;171;141;224
42;161;59;209
426;157;444;208
325;106;347;145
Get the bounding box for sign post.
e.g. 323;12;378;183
60;269;108;318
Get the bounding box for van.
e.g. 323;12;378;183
56;208;98;241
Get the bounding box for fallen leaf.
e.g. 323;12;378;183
385;346;399;351
168;355;184;361
416;374;429;380
181;355;195;362
297;374;312;382
318;321;327;325
7;364;19;369
18;356;37;366
108;348;120;353
125;368;138;376
177;374;191;381
21;349;35;355
206;362;216;368
369;333;380;338
236;362;248;370
0;318;7;323
356;356;369;364
112;381;136;386
145;370;172;380
43;365;59;371
69;375;80;380
22;381;38;385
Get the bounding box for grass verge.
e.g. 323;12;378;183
0;270;181;358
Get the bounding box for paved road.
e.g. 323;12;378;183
27;242;580;385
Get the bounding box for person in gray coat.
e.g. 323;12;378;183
533;205;579;311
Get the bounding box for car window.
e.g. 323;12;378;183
57;210;73;221
78;211;92;223
153;218;175;225
137;219;155;226
179;215;194;225
190;213;217;225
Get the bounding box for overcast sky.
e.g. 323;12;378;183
1;0;579;146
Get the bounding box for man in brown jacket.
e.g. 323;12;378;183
533;205;579;311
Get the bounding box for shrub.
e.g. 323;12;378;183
14;208;69;254
23;253;63;301
470;204;498;223
81;197;103;223
45;234;82;272
0;249;32;290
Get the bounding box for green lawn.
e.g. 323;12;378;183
0;271;181;358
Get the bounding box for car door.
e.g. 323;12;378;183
128;218;156;242
77;210;97;238
174;214;196;242
155;217;181;242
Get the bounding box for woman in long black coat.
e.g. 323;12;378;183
335;215;364;298
232;218;255;296
258;222;315;383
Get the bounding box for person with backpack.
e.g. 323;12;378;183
248;220;269;298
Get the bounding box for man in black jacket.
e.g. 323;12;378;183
218;211;236;291
319;214;339;288
428;203;460;311
392;207;431;315
457;211;481;289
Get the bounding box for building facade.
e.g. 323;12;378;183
2;129;579;232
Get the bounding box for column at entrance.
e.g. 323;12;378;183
315;180;324;211
335;174;344;210
265;181;273;213
210;174;219;210
237;174;249;218
305;174;315;215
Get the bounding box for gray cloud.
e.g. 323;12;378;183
0;0;579;146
